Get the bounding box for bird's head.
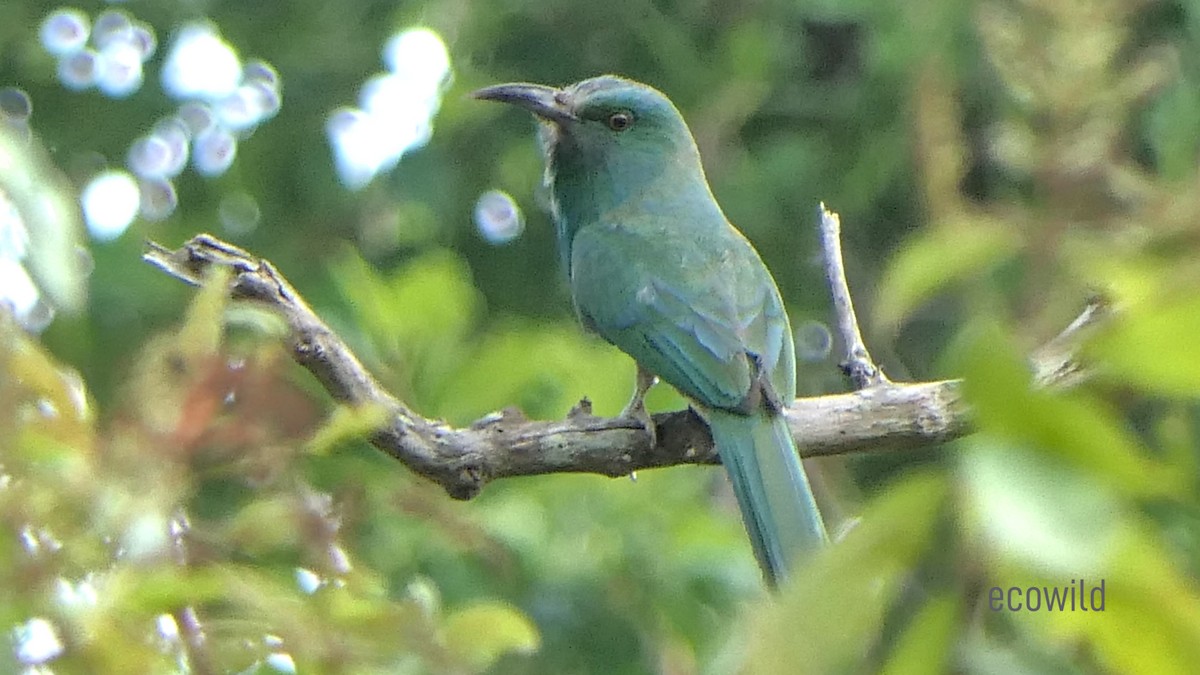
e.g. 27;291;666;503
473;75;705;199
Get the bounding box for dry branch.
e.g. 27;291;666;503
143;220;1103;500
818;204;890;388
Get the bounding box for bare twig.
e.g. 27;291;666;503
143;232;1101;500
1031;294;1113;388
818;203;890;388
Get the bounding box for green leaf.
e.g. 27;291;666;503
114;567;228;612
1082;529;1200;674
332;248;479;354
437;321;646;422
1089;293;1200;397
876;216;1021;329
981;526;1200;675
223;495;299;553
307;403;391;455
949;321;1181;498
880;594;959;675
178;265;232;360
744;472;948;674
441;602;540;669
6;323;93;440
961;437;1122;576
224;303;289;339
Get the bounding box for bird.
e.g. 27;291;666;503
473;75;827;585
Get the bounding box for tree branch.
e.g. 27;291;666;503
143;219;1105;500
1031;293;1112;388
819;203;890;388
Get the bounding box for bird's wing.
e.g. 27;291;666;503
570;223;791;411
735;275;795;405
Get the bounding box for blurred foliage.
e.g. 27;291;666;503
1;0;1200;673
0;122;87;317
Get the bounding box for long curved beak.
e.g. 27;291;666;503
472;82;577;124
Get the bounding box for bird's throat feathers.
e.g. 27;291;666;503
542;119;710;270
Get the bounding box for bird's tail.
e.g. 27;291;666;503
703;407;827;585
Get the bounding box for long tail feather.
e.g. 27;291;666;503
704;407;827;585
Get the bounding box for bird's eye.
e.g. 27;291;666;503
607;111;633;131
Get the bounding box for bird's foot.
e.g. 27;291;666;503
621;366;659;447
622;398;657;448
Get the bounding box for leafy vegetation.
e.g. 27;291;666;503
2;0;1199;673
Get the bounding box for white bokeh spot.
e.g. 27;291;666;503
14;617;64;665
81;170;140;241
162;24;242;101
328;27;451;190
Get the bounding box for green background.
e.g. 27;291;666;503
2;0;1200;673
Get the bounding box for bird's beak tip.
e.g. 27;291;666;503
468;84;506;101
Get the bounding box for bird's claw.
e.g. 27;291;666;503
621;397;657;448
621;366;659;447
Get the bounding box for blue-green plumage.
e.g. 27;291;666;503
475;75;827;584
